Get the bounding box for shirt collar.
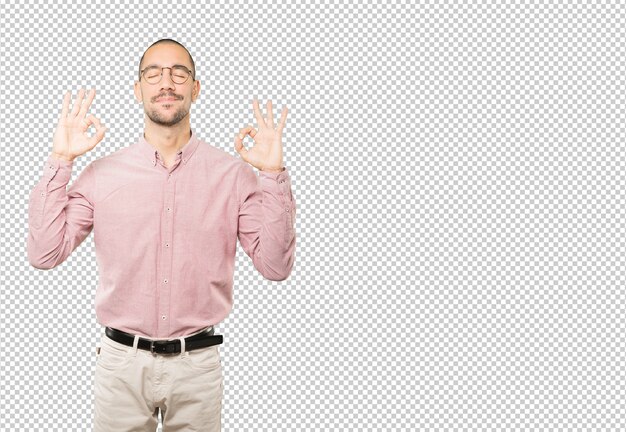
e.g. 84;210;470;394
138;128;200;167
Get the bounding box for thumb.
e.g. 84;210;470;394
234;133;248;162
89;117;107;148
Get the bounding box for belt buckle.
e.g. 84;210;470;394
149;339;177;354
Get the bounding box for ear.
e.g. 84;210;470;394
192;79;200;103
133;80;143;104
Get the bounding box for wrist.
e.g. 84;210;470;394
52;152;75;162
260;164;284;173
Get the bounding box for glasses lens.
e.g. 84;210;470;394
171;66;190;84
144;67;161;84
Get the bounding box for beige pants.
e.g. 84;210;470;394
93;327;224;431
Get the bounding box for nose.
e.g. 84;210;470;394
159;69;176;89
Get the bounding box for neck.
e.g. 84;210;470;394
143;118;192;159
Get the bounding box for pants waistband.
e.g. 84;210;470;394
106;326;214;341
104;326;222;355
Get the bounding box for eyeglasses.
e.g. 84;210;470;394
140;66;194;85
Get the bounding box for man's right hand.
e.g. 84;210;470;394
52;88;107;162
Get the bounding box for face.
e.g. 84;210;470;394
134;43;200;127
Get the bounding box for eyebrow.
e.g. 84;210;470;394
143;63;190;69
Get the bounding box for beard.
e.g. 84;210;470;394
145;102;189;127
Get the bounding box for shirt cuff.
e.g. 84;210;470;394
43;153;74;185
259;167;293;204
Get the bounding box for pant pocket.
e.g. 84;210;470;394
183;345;221;372
97;337;133;371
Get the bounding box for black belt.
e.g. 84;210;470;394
105;326;223;355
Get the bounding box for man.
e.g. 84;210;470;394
27;38;296;431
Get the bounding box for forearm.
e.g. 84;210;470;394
27;154;94;269
254;169;296;279
238;165;296;281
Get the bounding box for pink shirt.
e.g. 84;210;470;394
27;129;296;338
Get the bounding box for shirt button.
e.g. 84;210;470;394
161;315;167;320
165;243;169;247
163;278;168;284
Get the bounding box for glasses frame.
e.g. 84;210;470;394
140;65;195;85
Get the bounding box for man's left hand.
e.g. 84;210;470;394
234;98;288;173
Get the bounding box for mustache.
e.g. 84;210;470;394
154;94;181;101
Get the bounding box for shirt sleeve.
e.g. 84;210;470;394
27;154;97;269
237;163;296;281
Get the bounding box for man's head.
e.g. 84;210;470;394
134;39;200;127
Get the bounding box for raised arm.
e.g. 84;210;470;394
27;88;107;269
235;98;296;280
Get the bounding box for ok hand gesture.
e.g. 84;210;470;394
234;98;288;172
52;88;107;161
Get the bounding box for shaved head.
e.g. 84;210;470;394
138;38;196;82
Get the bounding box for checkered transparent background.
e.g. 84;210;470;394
3;0;626;430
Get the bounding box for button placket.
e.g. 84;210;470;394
157;167;178;337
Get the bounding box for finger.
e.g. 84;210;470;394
252;98;266;128
234;132;249;161
88;117;107;148
70;88;85;117
266;100;274;128
79;88;96;119
277;106;288;134
237;125;256;140
235;127;248;145
92;116;106;133
59;91;71;121
84;113;101;130
84;114;96;131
